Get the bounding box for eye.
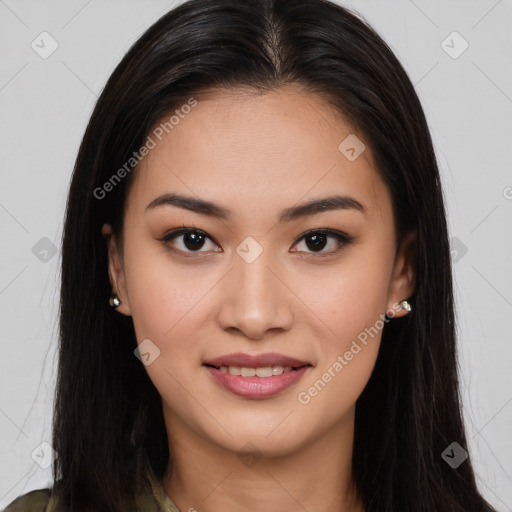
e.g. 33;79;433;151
157;227;220;255
158;226;353;258
290;228;353;256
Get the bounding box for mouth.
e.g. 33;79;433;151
202;353;313;399
203;351;312;370
203;363;311;377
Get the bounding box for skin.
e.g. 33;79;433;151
102;84;415;512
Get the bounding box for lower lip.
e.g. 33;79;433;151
204;365;311;399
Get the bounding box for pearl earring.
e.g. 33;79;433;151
109;293;122;308
399;300;411;313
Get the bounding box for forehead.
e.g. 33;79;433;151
126;85;392;224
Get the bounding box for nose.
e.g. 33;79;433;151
216;246;294;340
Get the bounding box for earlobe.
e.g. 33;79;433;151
101;223;132;316
387;230;417;318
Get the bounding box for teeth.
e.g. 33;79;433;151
219;365;295;377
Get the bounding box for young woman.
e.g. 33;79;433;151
3;0;497;511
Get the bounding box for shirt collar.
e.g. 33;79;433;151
141;461;181;512
45;459;181;512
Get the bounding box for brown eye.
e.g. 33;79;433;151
158;227;352;258
181;232;206;251
304;232;328;251
291;229;353;255
158;228;220;254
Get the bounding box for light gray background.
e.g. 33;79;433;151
1;0;511;510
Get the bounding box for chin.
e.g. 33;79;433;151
203;420;312;458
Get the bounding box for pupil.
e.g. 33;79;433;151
184;232;205;251
181;233;328;252
306;234;327;251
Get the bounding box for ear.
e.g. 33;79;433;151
386;230;416;319
101;223;132;316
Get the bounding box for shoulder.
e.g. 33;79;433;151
1;488;52;512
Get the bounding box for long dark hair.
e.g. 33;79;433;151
54;0;496;510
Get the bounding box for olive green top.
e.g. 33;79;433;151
1;462;181;512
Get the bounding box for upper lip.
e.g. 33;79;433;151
203;352;311;368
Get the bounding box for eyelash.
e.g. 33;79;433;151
157;225;354;258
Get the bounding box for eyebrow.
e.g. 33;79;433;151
145;193;366;222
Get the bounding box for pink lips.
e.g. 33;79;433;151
203;352;312;399
203;352;310;368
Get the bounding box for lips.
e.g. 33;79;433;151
202;352;313;399
203;352;311;369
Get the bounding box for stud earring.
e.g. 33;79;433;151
399;300;411;313
109;293;122;308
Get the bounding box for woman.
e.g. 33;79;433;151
3;0;497;510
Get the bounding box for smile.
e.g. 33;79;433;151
203;363;312;399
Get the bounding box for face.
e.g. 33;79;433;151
102;85;415;458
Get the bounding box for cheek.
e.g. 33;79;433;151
123;240;215;342
122;245;217;413
294;249;392;412
295;286;384;437
305;251;392;339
